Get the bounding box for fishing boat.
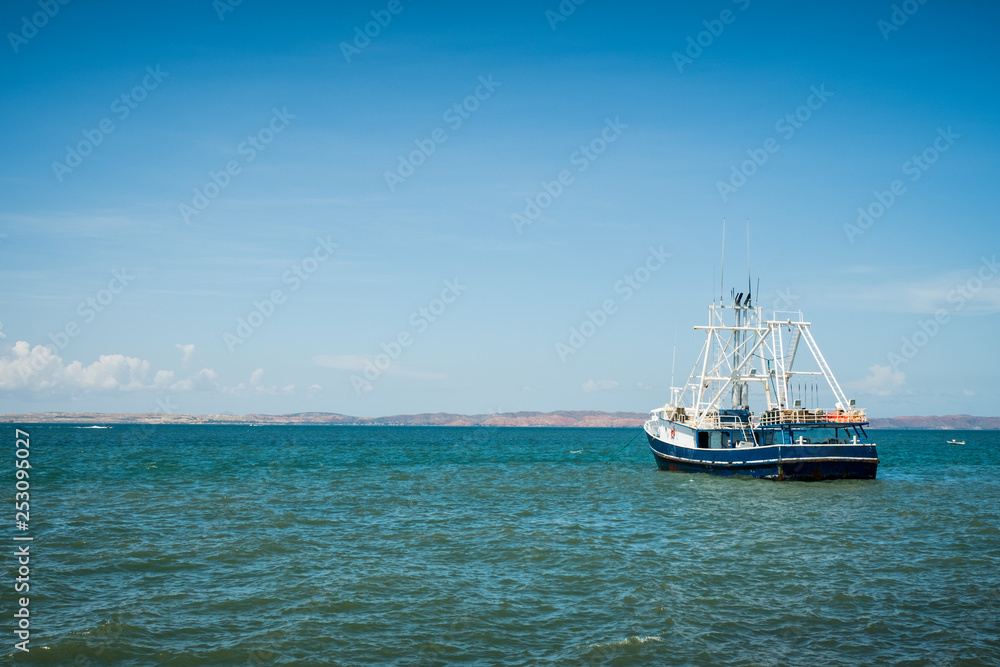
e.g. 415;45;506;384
947;439;965;445
645;289;879;481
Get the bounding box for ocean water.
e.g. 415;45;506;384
5;425;1000;666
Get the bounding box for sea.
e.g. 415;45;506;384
5;425;999;666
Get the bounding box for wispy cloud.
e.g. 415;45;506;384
167;368;220;392
582;379;618;393
222;367;294;396
313;354;445;380
313;354;367;372
816;265;1000;316
845;364;906;396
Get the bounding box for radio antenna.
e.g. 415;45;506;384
720;218;726;305
746;218;751;306
670;326;678;389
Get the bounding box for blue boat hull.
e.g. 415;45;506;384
646;432;878;481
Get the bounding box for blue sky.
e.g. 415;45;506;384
1;0;997;417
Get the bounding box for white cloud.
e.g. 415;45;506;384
846;365;905;396
154;370;175;388
176;343;195;368
0;341;220;396
582;379;619;393
62;354;153;391
0;341;154;392
0;341;63;391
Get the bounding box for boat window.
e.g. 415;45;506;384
790;427;852;444
698;432;709;448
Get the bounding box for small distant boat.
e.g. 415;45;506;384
947;439;965;445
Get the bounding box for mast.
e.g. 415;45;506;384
731;219;752;409
731;290;741;408
741;219;751;408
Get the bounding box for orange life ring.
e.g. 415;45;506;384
670;428;676;438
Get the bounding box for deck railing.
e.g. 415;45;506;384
650;408;868;429
758;409;867;426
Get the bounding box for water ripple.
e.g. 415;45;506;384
5;425;999;665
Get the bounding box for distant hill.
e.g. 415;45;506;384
866;414;1000;430
1;411;997;429
0;410;648;427
361;410;647;427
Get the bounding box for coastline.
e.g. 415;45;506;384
1;411;998;429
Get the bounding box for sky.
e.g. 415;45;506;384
0;0;997;418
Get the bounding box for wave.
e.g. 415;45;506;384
588;635;662;649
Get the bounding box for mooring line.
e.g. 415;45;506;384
606;429;644;462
